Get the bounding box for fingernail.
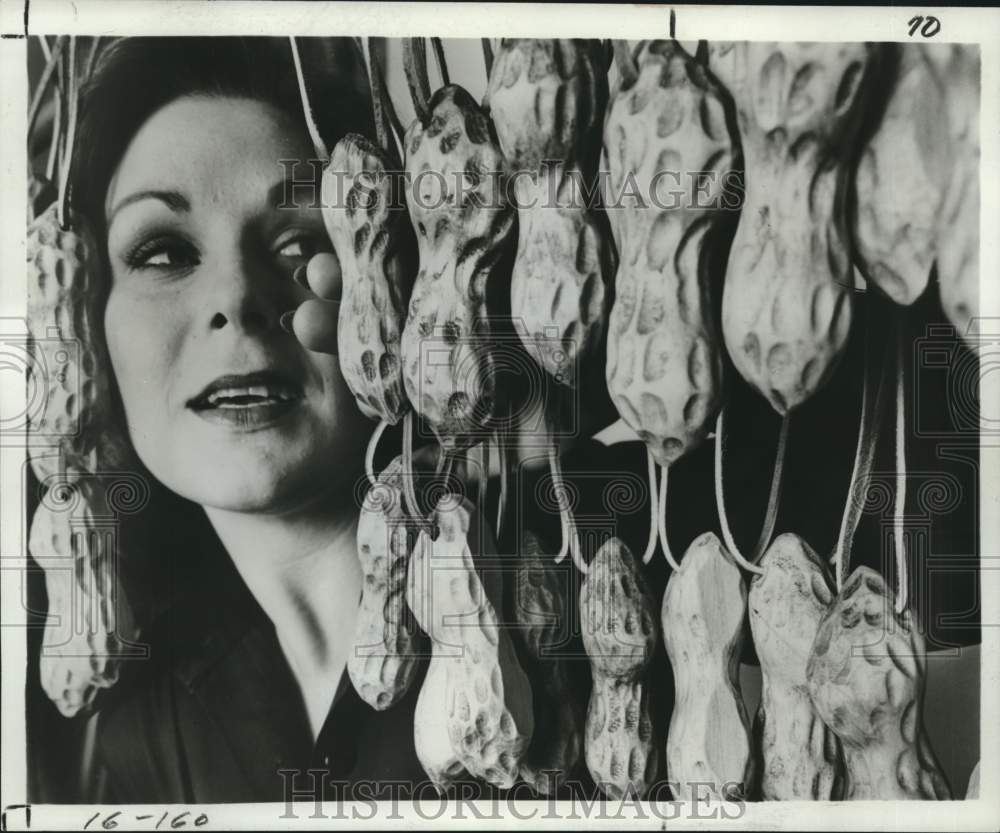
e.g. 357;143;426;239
280;310;295;334
292;265;309;290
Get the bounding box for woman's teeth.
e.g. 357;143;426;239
206;385;299;407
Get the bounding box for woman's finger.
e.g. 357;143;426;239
288;297;340;354
306;252;343;300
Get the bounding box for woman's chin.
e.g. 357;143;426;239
138;426;361;514
170;462;343;515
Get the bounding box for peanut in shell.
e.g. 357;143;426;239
29;473;138;718
406;494;534;789
580;536;659;799
603;40;730;467
924;44;979;342
486;39;615;386
661;532;755;801
349;455;426;710
323;134;417;423
806;566;952;799
853;45;947;307
748;533;844;800
26;203;106;480
401;86;517;452
719;43;871;413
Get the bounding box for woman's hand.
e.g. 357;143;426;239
282;252;343;354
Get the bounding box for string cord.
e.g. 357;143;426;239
365;418;390;487
641;449;658;565
831;301;892;592
713;407;784;576
288;37;329;161
657;464;681;572
894;319;908;614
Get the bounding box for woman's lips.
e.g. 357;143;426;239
190;396;302;430
186;368;307;431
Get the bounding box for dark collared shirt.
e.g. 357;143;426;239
93;553;475;803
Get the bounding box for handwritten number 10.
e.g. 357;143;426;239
908;15;941;37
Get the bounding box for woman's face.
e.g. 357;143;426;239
104;95;366;513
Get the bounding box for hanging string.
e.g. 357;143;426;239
402;37;432;125
894;319;908;614
430;37;450;87
751;414;789;560
641;448;658;564
401;412;422;522
477;441;488;517
46;49;63;183
365;418;390;488
481;38;495;78
495;428;508;542
367;38;405;158
288;37;329;161
84;36;104;79
27;36;66;147
713;408;765;576
549;438;586;574
57;37;78;229
831;307;891;592
657;465;681;571
362;38;392;156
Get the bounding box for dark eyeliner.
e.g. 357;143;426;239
123;234;198;271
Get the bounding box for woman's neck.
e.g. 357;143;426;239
204;491;362;738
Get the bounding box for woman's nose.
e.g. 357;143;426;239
206;245;294;335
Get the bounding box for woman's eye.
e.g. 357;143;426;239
124;237;198;272
276;233;330;261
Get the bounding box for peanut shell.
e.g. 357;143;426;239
29;473;138;718
323;134;417;423
348;455;426;710
401;86;516;451
603;40;729;466
487;39;614;386
853;45;946;306
807;566;952;799
26;203;106;480
719;43;871;413
580;537;659;799
662;532;755;801
406;494;534;789
749;533;844;800
925;44;979;341
413;643;468;791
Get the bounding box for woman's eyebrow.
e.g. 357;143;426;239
108;189;191;225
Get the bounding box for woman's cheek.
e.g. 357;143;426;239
104;284;184;477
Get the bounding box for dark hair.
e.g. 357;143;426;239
72;36;374;245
